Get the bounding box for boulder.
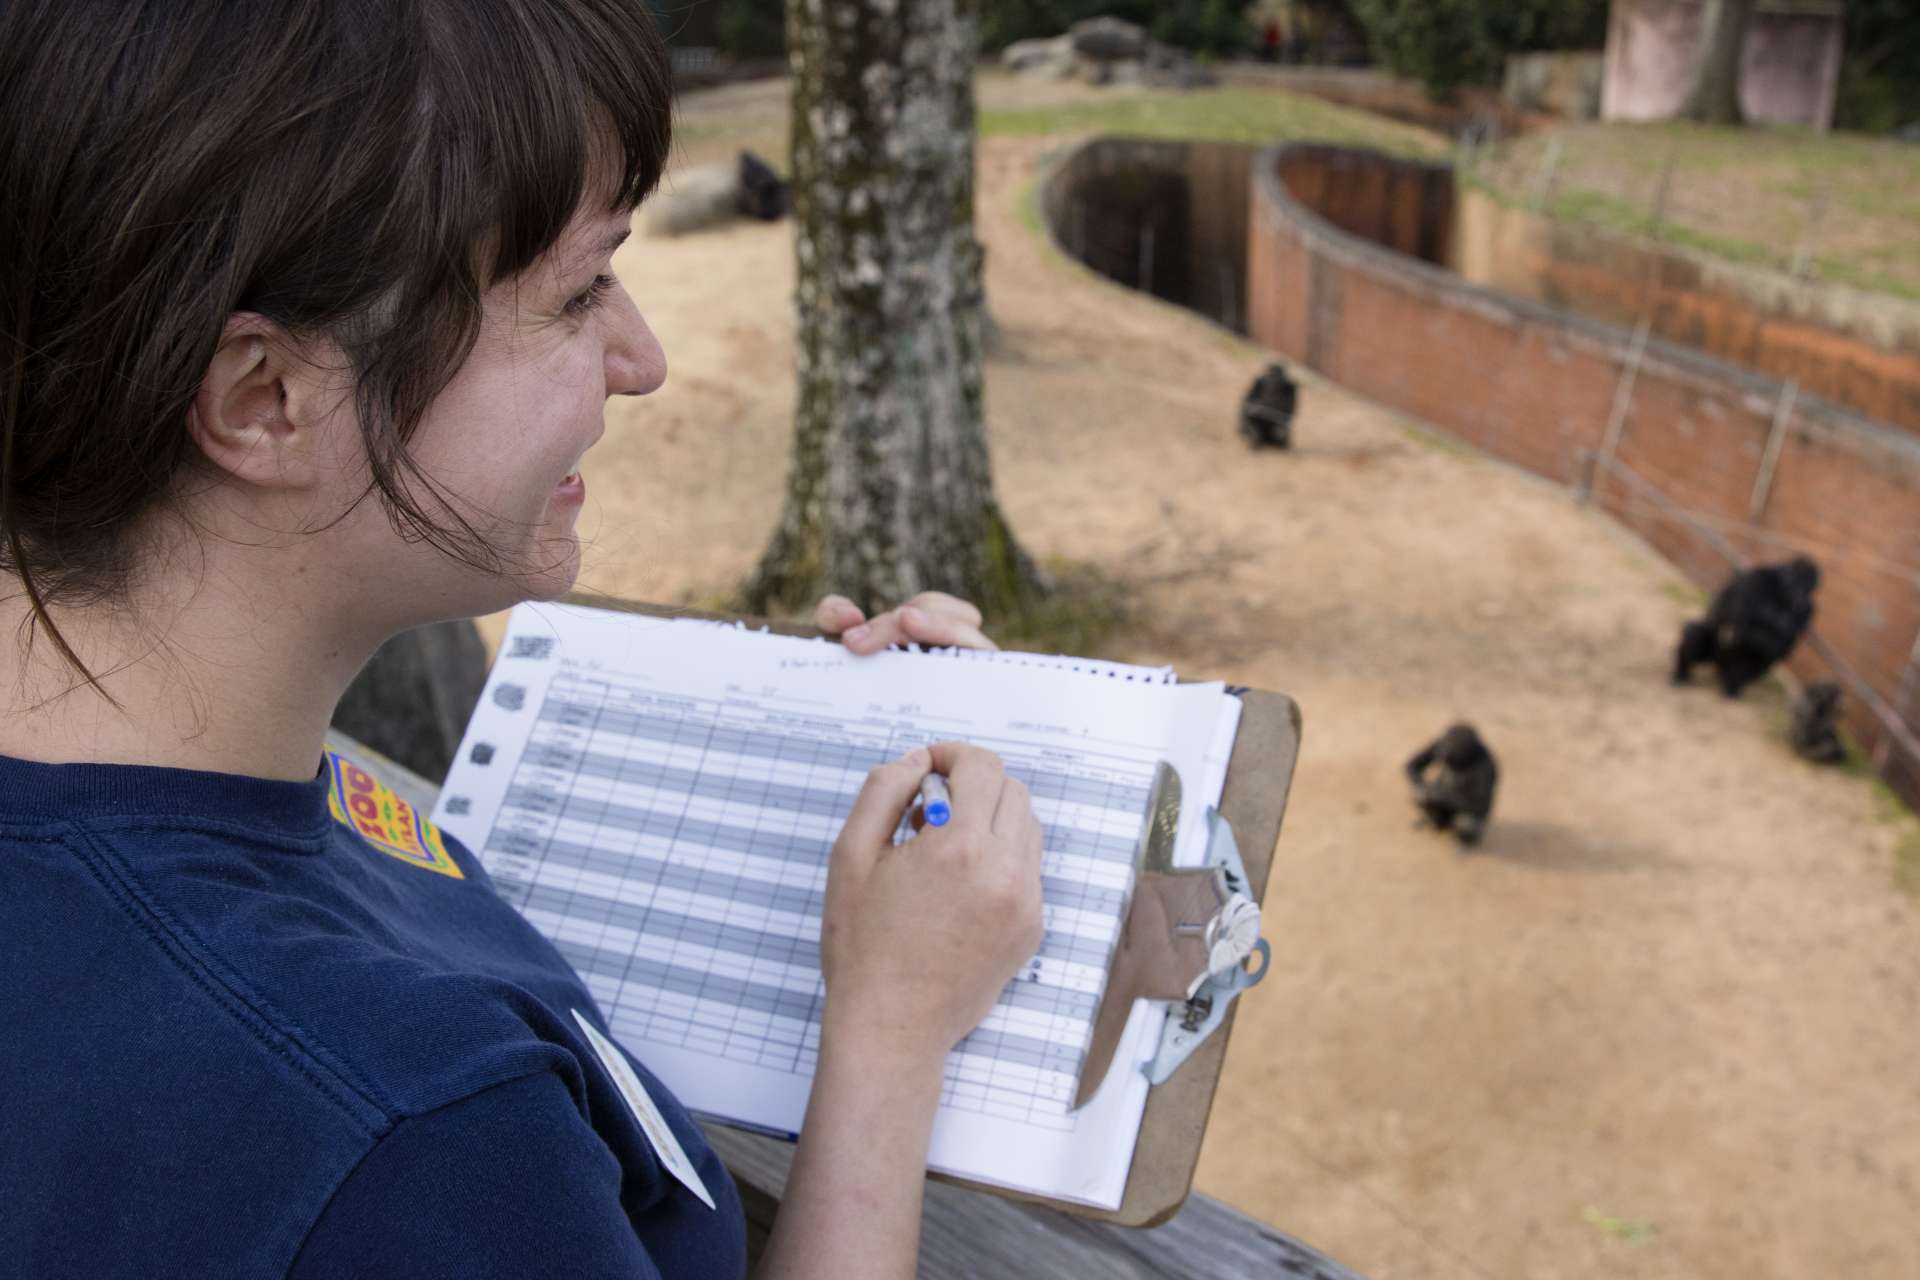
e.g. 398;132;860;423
642;163;744;237
1002;35;1069;72
1068;16;1147;63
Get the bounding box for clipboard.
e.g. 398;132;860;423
562;593;1302;1227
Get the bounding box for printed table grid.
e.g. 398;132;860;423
480;669;1156;1130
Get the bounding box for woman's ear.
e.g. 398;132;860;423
186;315;336;490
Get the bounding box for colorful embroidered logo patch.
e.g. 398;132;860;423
324;751;464;879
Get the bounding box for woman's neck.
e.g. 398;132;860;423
0;552;378;782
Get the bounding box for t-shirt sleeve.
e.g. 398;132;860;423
289;1072;662;1280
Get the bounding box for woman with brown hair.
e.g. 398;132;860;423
0;2;1042;1276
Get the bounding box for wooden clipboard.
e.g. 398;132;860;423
562;594;1303;1228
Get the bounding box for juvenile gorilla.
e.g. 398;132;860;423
1673;556;1820;698
1405;723;1497;847
1789;680;1847;764
1238;362;1298;449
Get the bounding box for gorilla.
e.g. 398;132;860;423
1789;680;1847;765
1238;362;1298;449
735;150;789;222
1673;557;1820;698
1405;723;1497;847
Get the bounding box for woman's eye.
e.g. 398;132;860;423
564;273;618;318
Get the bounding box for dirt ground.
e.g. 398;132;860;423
523;82;1920;1279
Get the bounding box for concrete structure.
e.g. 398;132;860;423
1503;51;1605;120
1601;0;1844;130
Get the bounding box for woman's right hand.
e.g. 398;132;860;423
818;741;1044;1069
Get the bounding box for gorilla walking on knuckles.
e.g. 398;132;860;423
1672;556;1820;698
1406;723;1498;847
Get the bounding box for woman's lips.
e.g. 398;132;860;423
553;470;585;505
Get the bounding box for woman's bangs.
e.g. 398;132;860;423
444;0;674;282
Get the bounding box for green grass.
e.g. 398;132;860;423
989;559;1133;657
1660;580;1708;609
1397;418;1483;462
1474;120;1920;302
1865;777;1920;900
1580;1206;1659;1246
981;86;1445;158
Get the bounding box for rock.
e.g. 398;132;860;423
1145;58;1215;90
1069;16;1147;63
642;163;743;237
1001;35;1068;72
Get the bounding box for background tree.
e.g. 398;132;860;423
1833;0;1919;132
1678;0;1753;124
1348;0;1606;99
745;0;1047;619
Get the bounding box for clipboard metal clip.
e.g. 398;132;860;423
1142;807;1270;1086
1073;777;1271;1109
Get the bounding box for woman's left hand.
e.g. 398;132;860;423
812;592;998;655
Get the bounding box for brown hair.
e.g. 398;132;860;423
0;0;673;690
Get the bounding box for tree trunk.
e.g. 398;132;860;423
743;0;1047;621
1678;0;1752;125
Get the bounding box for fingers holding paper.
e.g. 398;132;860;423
811;591;998;656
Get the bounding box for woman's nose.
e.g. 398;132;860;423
605;288;666;397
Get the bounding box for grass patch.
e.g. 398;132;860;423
1397;418;1481;462
981;86;1444;158
1866;777;1920;899
992;559;1133;657
1475;120;1920;302
1580;1206;1658;1246
1896;829;1920;899
1660;580;1708;609
1012;171;1075;274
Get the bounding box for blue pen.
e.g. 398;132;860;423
919;774;952;827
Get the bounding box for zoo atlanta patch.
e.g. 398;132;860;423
324;750;464;879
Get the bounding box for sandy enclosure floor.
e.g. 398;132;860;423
512;82;1920;1279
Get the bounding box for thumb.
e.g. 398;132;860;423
834;746;931;872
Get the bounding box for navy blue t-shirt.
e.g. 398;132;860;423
0;748;746;1278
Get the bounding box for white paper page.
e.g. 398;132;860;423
432;604;1240;1209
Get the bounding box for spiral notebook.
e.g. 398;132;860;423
430;602;1241;1210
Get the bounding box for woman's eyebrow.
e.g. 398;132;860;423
595;227;632;258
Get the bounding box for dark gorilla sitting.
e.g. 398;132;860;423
1405;723;1497;847
1789;680;1847;764
735;150;789;221
1238;362;1298;449
1673;556;1820;698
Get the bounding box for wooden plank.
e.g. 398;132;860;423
704;1122;1365;1280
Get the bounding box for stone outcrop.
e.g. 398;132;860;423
1000;17;1216;90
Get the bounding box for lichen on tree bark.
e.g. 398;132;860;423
743;0;1047;622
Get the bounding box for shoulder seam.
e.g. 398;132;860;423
58;822;393;1132
285;1070;568;1278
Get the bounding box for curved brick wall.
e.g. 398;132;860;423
1042;138;1920;803
1452;189;1920;435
